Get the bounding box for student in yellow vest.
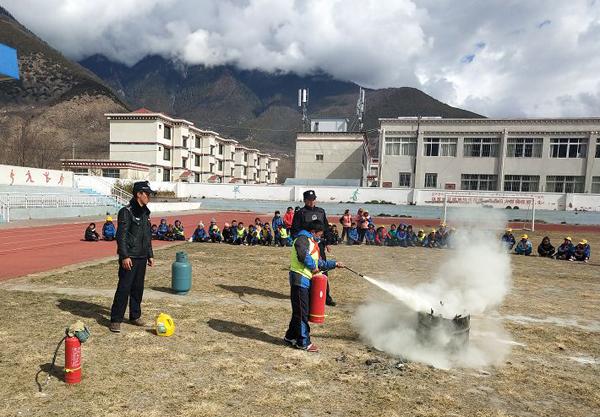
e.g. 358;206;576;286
277;224;292;246
284;220;345;352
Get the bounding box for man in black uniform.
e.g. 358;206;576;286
291;190;336;306
109;181;155;333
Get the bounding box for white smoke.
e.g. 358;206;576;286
354;209;512;369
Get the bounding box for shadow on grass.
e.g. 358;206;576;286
35;361;65;391
56;298;111;327
217;284;288;300
150;286;174;294
207;319;282;346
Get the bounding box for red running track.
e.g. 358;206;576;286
0;211;266;282
1;210;598;282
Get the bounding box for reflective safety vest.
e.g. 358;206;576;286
279;228;288;239
290;236;320;279
236;227;245;237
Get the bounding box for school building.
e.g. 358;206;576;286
61;109;279;184
376;117;600;193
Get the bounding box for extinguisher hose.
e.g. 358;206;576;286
35;336;66;392
344;266;365;278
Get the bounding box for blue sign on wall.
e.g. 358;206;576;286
0;43;19;81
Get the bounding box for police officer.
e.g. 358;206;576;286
291;190;336;306
109;181;155;333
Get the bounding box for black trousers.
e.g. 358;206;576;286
318;241;334;303
110;258;147;323
285;284;311;347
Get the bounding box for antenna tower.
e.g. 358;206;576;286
298;88;309;131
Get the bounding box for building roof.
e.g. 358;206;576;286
60;159;151;170
379;117;600;124
132;108;154;114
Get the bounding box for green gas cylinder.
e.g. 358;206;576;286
171;251;192;294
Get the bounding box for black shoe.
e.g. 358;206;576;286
326;300;337;307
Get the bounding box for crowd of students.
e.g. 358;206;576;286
501;228;591;262
84;209;592;263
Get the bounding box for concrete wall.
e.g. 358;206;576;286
0;164;74;187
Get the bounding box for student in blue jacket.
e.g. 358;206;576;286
555;237;575;260
157;218;168;240
347;222;360;245
514;234;533;256
192;223;209;242
284;220;345;352
102;216;116;241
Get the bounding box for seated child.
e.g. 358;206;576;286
571;239;591;262
375;226;389;246
423;229;437;248
157;218;168;240
151;224;158;240
514;234;532;256
501;228;516;251
272;210;284;237
261;224;273;246
436;223;449;248
365;224;376;245
446;227;457;249
102;216;116;241
247;224;260;245
329;224;341;245
416;229;426;246
208;219;223;243
233;222;247;245
386;224;398;246
192;222;209;242
173;220;186;241
537;236;555;258
164;224;175;241
405;225;416;247
396;224;408;248
84;223;99;241
222;223;233;243
347;222;360;245
277;224;292;247
556;237;575;260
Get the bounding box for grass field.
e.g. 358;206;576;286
1;230;599;417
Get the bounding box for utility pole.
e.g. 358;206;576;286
72;140;75;159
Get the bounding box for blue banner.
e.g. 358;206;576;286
0;43;19;81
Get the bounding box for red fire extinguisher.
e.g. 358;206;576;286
309;273;327;324
64;335;82;384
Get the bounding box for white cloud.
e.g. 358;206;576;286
3;0;600;117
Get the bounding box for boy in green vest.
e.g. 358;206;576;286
284;220;345;352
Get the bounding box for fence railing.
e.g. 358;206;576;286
0;192;116;210
74;175;132;206
0;198;9;223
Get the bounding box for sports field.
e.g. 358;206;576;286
1;226;599;417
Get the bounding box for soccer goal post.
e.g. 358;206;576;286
441;192;536;231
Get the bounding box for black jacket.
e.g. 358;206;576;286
291;205;330;239
116;198;154;260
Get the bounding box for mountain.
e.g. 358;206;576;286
80;55;483;159
0;6;127;169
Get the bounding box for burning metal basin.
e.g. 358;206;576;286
417;310;471;351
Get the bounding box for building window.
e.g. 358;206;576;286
218;160;223;171
424;173;437;188
210;163;215;173
210;145;215;155
194;155;200;166
506;138;543;158
316;154;324;161
243;153;248;162
592;176;600;193
398;172;411;187
424;138;457;157
504;175;540;192
231;168;234;176
231;152;235;161
550;138;587;158
183;136;188;148
461;174;498;191
194;173;200;182
595;139;600;158
163;125;172;140
546;175;585;193
384;137;416;156
313;122;319;132
218;144;224;155
71;168;89;175
182;157;187;169
158;146;162;151
163;169;171;182
195;137;201;148
163;148;171;161
243;166;247;176
103;169;120;179
463;138;500;157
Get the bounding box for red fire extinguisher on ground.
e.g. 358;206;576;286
309;273;328;324
64;334;82;384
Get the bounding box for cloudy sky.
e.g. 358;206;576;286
4;0;600;117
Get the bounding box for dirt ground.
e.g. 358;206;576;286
1;229;599;417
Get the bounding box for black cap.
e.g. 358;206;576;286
132;181;155;195
303;190;317;200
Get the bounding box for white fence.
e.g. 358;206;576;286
0;193;117;209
